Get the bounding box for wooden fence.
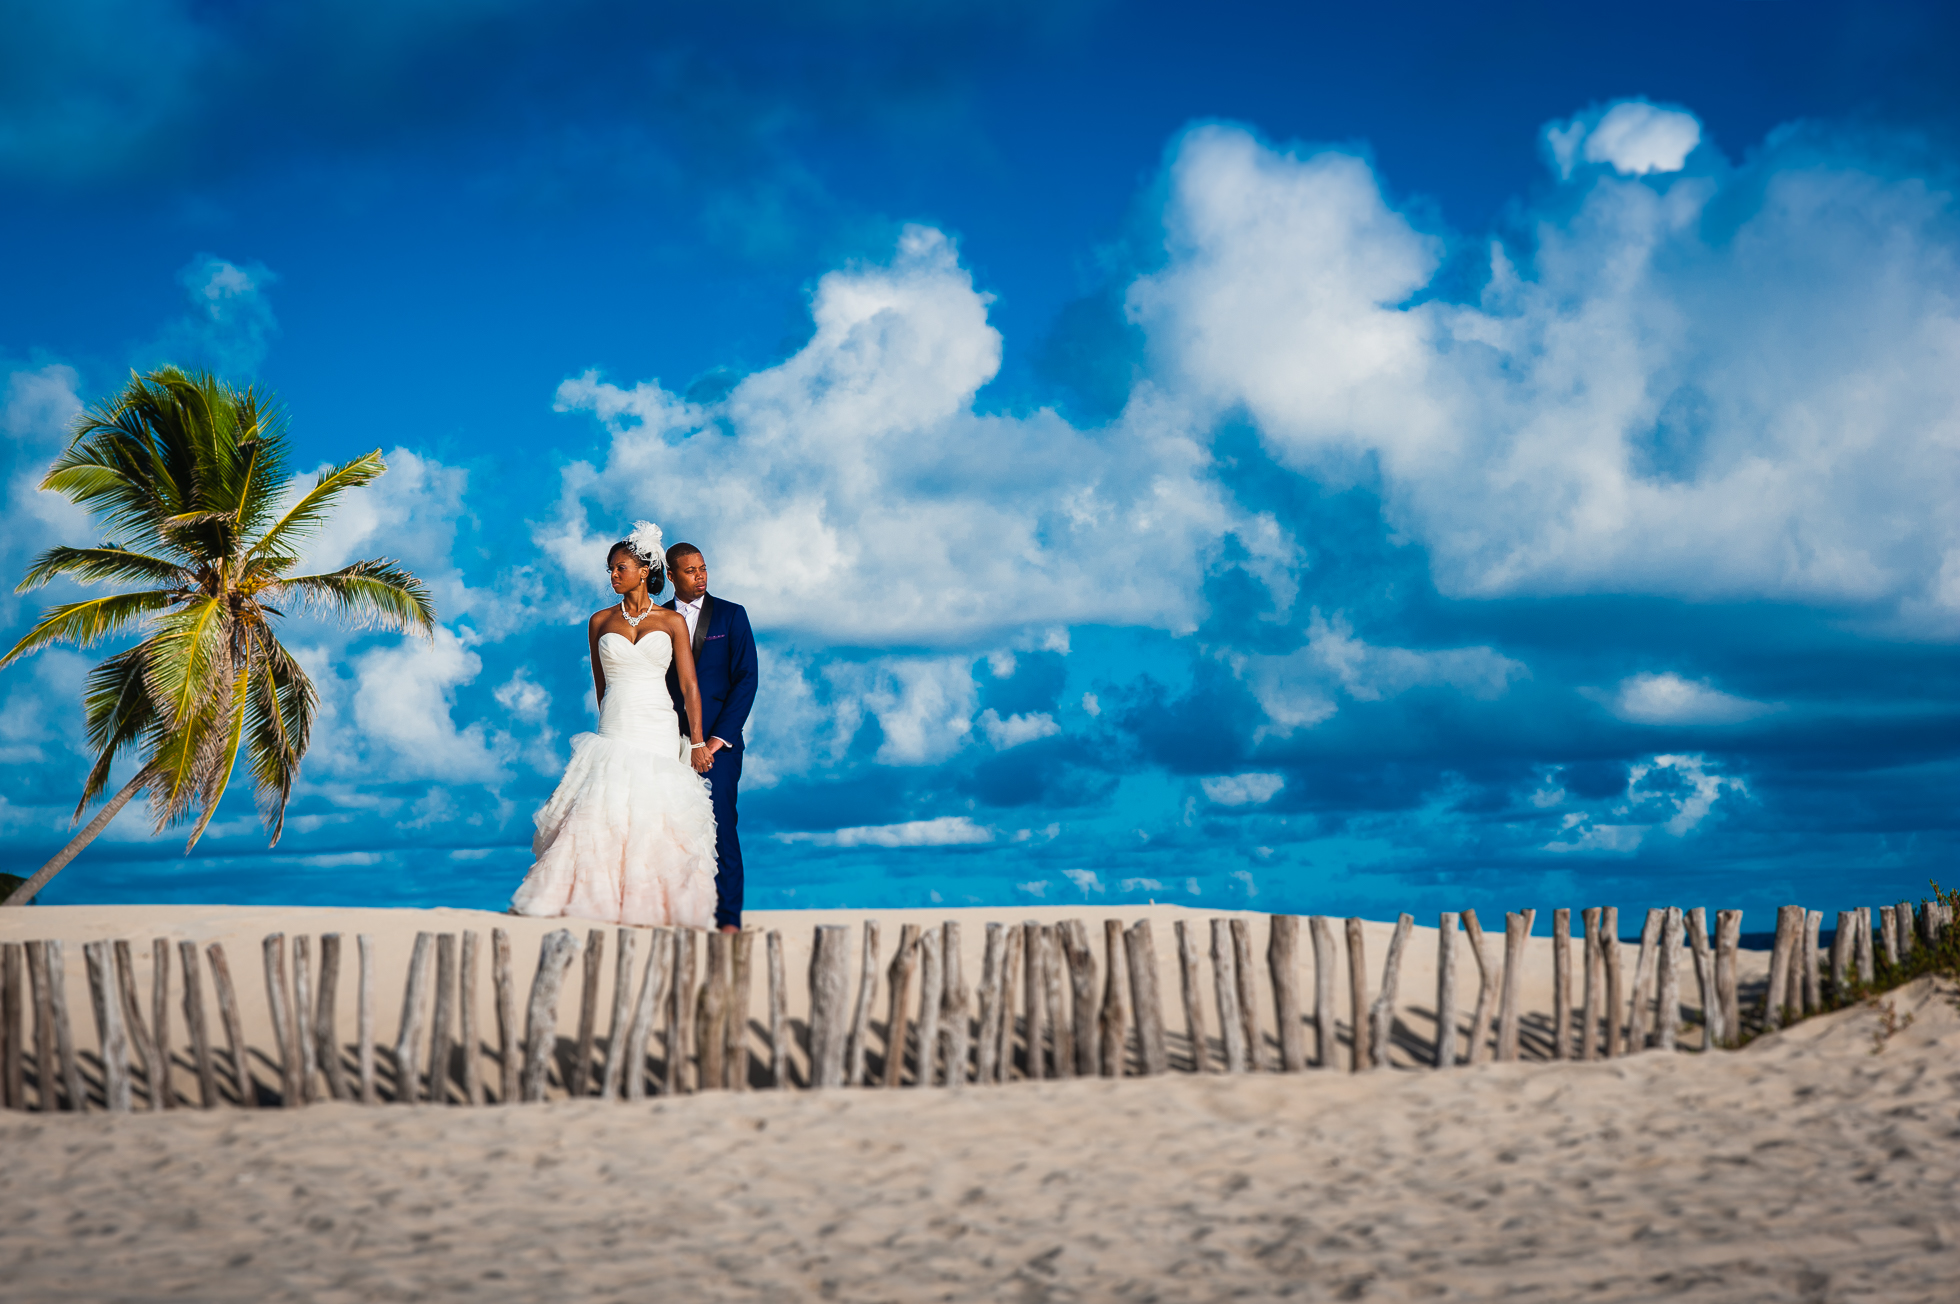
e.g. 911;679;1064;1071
0;899;1946;1112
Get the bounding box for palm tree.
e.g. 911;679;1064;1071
1;367;436;906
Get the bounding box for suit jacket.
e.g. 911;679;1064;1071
662;593;758;749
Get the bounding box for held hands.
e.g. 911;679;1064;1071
690;741;714;774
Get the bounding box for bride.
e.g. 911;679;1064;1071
509;521;720;928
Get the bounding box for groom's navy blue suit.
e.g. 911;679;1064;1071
662;592;757;928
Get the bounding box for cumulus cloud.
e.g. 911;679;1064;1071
1591;672;1773;725
978;708;1060;748
550;225;1294;646
1542;753;1747;853
145;255;280;377
777;815;994;847
1546;101;1702;179
0;364;89;623
1201;772;1284;806
1129;115;1960;634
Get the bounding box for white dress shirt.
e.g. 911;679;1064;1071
674;596;726;748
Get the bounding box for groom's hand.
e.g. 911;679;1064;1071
691;746;714;774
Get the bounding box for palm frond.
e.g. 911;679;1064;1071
244;628;316;845
245;450;388;564
182;659;254;851
16;546;190;594
75;644;160;817
142;595;231;733
0;590;176;669
277;558;438;635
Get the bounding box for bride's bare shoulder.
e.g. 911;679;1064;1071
588;607;616;633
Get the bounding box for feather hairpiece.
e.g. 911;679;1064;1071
625;519;665;566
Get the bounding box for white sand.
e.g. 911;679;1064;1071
5;906;1948;1301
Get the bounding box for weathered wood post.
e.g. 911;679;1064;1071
1230;918;1259;1070
1494;911;1529;1062
1714;910;1741;1045
149;938;173;1110
976;923;1006;1085
1268;915;1306;1072
1600;907;1622;1057
1041;926;1073;1080
111;941;160;1111
1625;909;1661;1052
427;933;457;1105
1655;908;1683;1052
42;940;82;1111
728;929;755;1091
206;942;253;1107
1853;907;1874;984
393;932;434;1104
84;941;131;1111
1687;908;1721;1050
807;924;852;1089
571;929;604;1098
1099;920;1127;1077
458;931;482;1106
1210;918;1245;1072
1435;912;1458;1069
260;934;298;1106
915;927;943;1087
696;931;729;1092
291;936;317;1105
668;929;698;1094
999;924;1024;1079
318;933;346;1101
25;942;61;1110
1061;920;1097;1077
1309;916;1336;1068
357;934;378;1104
1344;918;1369;1072
1020;922;1044;1082
942;922;970;1089
1803;910;1823;1014
1581;907;1603;1061
1551;909;1571;1060
1877;904;1899;969
491;928;518;1104
1763;905;1799;1031
885;923;921;1087
520;930;579;1102
1829;911;1852;1001
1124;920;1168;1076
767;930;789;1088
1461;909;1494;1064
1370;913;1413;1069
1894;901;1915;962
624;930;674;1101
1;943;21;1110
845;921;881;1088
1174;920;1208;1072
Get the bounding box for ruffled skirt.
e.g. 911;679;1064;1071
509;731;719;928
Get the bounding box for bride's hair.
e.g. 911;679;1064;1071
607;520;666;592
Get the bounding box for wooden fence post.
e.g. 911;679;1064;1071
1580;908;1602;1061
427;933;456;1105
1434;913;1458;1069
520;930;579;1102
318;933;346;1102
1175;920;1208;1072
1714;910;1741;1045
886;924;921;1087
84;941;130;1111
915;927;944;1087
206;942;252;1108
1230;918;1259;1071
111;941;160;1111
942;922;970;1089
975;923;1005;1085
600;929;638;1098
1462;909;1494;1064
571;929;604;1098
1763;905;1798;1031
1551;909;1571;1060
1895;901;1915;962
1309;916;1335;1068
1625;909;1661;1052
1344;918;1369;1072
697;931;729;1092
1829;911;1852;1002
1803;910;1823;1014
1020;922;1044;1083
729;929;755;1091
1686;908;1720;1050
1600;907;1622;1057
1853;907;1873;984
1655;908;1683;1052
260;934;297;1106
624;930;673;1101
44;941;83;1111
458;931;482;1106
1210;918;1245;1072
1061;920;1097;1077
767;930;789;1089
1494;911;1529;1062
1041;926;1072;1080
1268;915;1305;1072
149;938;173;1110
999;925;1024;1079
845;921;880;1088
356;935;377;1104
1;943;21;1110
1124;920;1168;1076
1099;920;1127;1077
291;936;317;1105
25;942;61;1110
1370;913;1413;1069
668;930;698;1095
393;932;433;1104
808;924;852;1089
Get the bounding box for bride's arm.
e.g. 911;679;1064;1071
669;614;712;773
588;610;609;707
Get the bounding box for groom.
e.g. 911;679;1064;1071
662;542;757;931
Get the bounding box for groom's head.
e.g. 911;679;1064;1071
667;543;707;602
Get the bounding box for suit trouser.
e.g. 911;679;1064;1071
706;744;744;928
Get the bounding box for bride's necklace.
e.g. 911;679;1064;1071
618;599;653;628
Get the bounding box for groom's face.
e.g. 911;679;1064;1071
671;551;708;602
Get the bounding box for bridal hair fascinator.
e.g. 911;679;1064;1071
625;520;665;566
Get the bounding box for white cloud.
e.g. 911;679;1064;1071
831;655;976;765
1547;101;1702;179
776;815;994;848
148;255;280;376
978;708;1059;749
1593;672;1772;725
549;224;1295;646
1;364;90;625
302;626;511;785
1201;772;1284;806
1128;119;1960;635
493;668;552;724
1542;753;1747;852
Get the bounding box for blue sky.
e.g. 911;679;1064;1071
3;0;1957;927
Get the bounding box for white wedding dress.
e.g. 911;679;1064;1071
510;629;719;928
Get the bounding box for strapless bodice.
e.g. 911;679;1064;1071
596;631;679;746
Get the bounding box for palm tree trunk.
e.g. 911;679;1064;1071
2;771;150;906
